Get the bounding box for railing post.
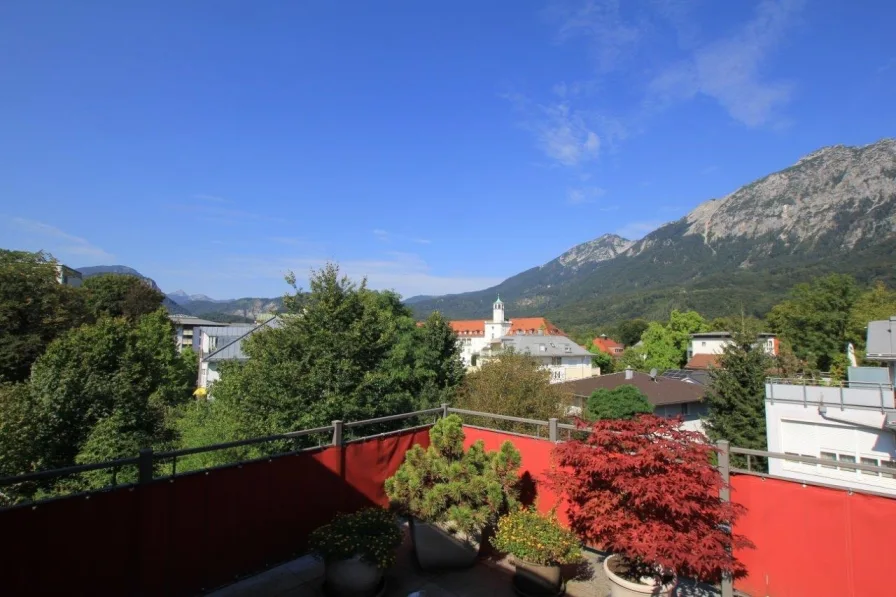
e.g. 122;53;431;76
716;440;733;597
441;403;449;419
138;448;153;485
332;420;344;446
549;418;559;442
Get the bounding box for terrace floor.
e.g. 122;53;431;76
207;524;733;597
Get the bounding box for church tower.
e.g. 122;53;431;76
492;295;505;323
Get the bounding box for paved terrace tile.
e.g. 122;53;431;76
207;525;734;597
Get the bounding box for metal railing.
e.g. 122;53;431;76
766;378;895;411
0;407;445;499
767;377;893;390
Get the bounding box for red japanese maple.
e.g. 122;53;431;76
550;415;752;583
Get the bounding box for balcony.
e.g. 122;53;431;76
766;377;895;410
2;407;896;597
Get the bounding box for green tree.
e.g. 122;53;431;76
587;345;614;374
27;309;195;475
0;250;87;383
704;331;773;468
585;385;653;420
847;282;896;357
667;309;709;358
454;350;566;432
0;383;41;480
635;322;681;372
615;319;649;347
767;274;860;371
82;273;165;320
187;264;464;462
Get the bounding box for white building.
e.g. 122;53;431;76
479;334;594;383
55;264;82;287
169;315;223;353
197;319;280;389
450;297;566;368
765;318;896;495
686;331;778;370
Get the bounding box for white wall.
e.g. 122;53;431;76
766;399;896;495
691;338;731;356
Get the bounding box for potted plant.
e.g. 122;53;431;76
491;507;583;596
308;507;403;597
385;414;522;570
551;415;752;597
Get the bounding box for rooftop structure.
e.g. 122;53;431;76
591;334;624;356
197;318;282;389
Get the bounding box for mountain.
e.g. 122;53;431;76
409;139;896;330
167;290;218;303
184;297;284;320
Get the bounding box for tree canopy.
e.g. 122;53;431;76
585;385;653;421
82;273;166;320
615;319;648;347
0;250;86;383
178;265;464;464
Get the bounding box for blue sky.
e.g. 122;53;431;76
1;1;894;299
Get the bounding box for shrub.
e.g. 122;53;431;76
385;414;521;536
551;415;752;583
585;385;653;420
491;507;582;566
308;508;403;569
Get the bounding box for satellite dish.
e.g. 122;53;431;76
649;368;658;381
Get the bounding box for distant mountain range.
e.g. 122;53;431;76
408;138;896;330
75;265;283;322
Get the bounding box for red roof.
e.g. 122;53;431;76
685;354;721;370
592;337;625;355
448;317;564;337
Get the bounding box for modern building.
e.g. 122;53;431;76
169;315;224;353
765;318;896;495
479;334;594;383
558;367;708;433
450;297;564;367
686;331;778;370
592;334;624;357
197;318;281;390
55;264;82;287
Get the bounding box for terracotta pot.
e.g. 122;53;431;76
512;557;564;596
603;555;676;597
324;555;384;597
409;518;481;570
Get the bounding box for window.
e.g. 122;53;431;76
820;451;837;469
680;403;690;416
860;457;880;476
881;461;896;479
701;341;706;347
838;454;856;472
208;336;218;352
551;357;562;365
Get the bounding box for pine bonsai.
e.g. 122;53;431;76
551;415;752;584
384;414;522;536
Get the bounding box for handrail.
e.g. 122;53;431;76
343;407;443;429
154;425;336;459
767;377;893;390
446;407;548;426
0;456;140;486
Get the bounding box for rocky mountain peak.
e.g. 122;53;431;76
683;138;896;250
557;233;633;268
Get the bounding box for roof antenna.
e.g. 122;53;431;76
649;368;658;382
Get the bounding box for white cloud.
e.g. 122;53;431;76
9;217;115;263
536;103;601;166
551;0;644;73
648;0;803;127
209;252;502;298
373;229;390;242
567;186;607;205
411;238;432;245
616;219;666;240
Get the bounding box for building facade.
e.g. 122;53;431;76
169;315;223;353
686;331;778;370
55;264;82;287
196;319;280;390
479;334;593;382
592;335;624;356
764;318;896;495
450;298;564;368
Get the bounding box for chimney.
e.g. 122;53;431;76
625;366;633;380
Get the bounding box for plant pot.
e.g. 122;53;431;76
409;518;481;570
323;555;385;597
511;557;565;596
603;555;676;597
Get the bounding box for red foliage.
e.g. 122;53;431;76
550;415;752;582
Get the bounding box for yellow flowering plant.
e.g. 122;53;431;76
308;508;403;570
491;507;583;567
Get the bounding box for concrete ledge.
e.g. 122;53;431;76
206;555;323;596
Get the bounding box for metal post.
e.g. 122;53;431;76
138;448;153;485
549;418;559;442
716;440;733;597
332;421;344;446
441;403;449;419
